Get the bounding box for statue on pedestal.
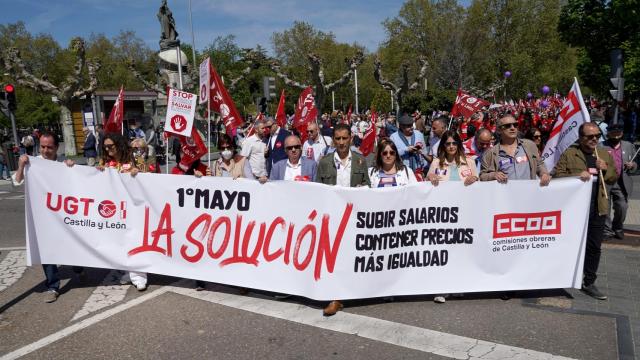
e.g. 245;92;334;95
157;0;180;51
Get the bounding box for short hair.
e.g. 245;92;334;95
131;138;147;148
498;114;516;126
217;133;236;150
475;128;492;139
39;131;59;147
333;123;351;136
284;134;301;145
579;122;599;137
433;116;447;127
254;119;266;127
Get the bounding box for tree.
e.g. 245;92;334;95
373;58;429;114
4;38;100;155
559;0;640;98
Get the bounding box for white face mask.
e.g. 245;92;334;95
221;150;233;160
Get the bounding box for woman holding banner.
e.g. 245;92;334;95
426;130;478;303
97;133;147;291
368;138;417;187
212;134;250;179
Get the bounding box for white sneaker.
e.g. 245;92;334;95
135;283;147;291
434;295;447;303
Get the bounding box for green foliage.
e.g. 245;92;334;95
559;0;640;98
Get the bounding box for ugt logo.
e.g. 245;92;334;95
47;193;127;219
493;211;561;238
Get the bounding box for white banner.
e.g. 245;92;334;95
164;88;197;137
541;78;590;171
25;157;590;300
199;57;210;104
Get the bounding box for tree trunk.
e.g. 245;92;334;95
60;103;77;156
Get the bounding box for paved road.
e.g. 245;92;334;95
0;168;637;359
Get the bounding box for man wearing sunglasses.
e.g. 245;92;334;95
480;114;551;186
302;122;332;163
269;135;317;182
554;122;617;300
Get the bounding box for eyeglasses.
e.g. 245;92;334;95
104;143;115;150
444;141;458;147
307;130;316;133
533;135;541;139
500;123;517;129
285;145;302;151
382;150;396;156
582;134;602;140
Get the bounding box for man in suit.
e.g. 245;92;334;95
264;117;291;176
82;127;97;166
269;135;317;181
602;123;637;239
315;123;370;316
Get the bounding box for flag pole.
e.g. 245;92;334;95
594;149;609;200
207;110;211;168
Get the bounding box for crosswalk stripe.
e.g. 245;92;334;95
0;251;27;293
71;270;130;321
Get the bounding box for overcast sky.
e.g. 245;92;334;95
1;0;434;53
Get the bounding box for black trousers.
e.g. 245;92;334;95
584;194;606;286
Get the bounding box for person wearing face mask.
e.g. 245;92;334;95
602;123;636;240
213;134;250;179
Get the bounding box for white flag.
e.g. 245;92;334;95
199;57;210;104
541;78;590;172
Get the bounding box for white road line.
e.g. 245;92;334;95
71;270;130;321
0;251;27;293
0;285;173;360
170;287;574;360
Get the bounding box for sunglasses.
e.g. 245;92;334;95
307;130;316;133
582;134;602;140
500;123;517;129
103;143;115;150
533;135;542;139
285;145;302;151
444;141;459;147
382;150;396;156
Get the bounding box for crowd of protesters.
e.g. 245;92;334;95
8;96;639;315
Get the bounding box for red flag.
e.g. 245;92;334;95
208;63;243;136
344;104;352;124
177;127;208;167
293;87;317;142
105;86;124;134
275;89;287;128
451;89;489;118
359;111;376;156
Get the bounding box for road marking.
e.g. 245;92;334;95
170;286;574;360
0;285;173;360
71;270;130;321
1;282;575;360
0;251;27;293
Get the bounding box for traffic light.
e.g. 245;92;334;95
609;49;624;102
262;76;276;101
4;84;16;111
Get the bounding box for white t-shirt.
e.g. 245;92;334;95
303;136;332;163
284;160;303;181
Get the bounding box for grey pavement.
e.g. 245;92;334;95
0;161;639;359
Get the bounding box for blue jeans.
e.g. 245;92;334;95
0;162;9;178
42;264;84;292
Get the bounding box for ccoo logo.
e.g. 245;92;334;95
493;211;561;238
